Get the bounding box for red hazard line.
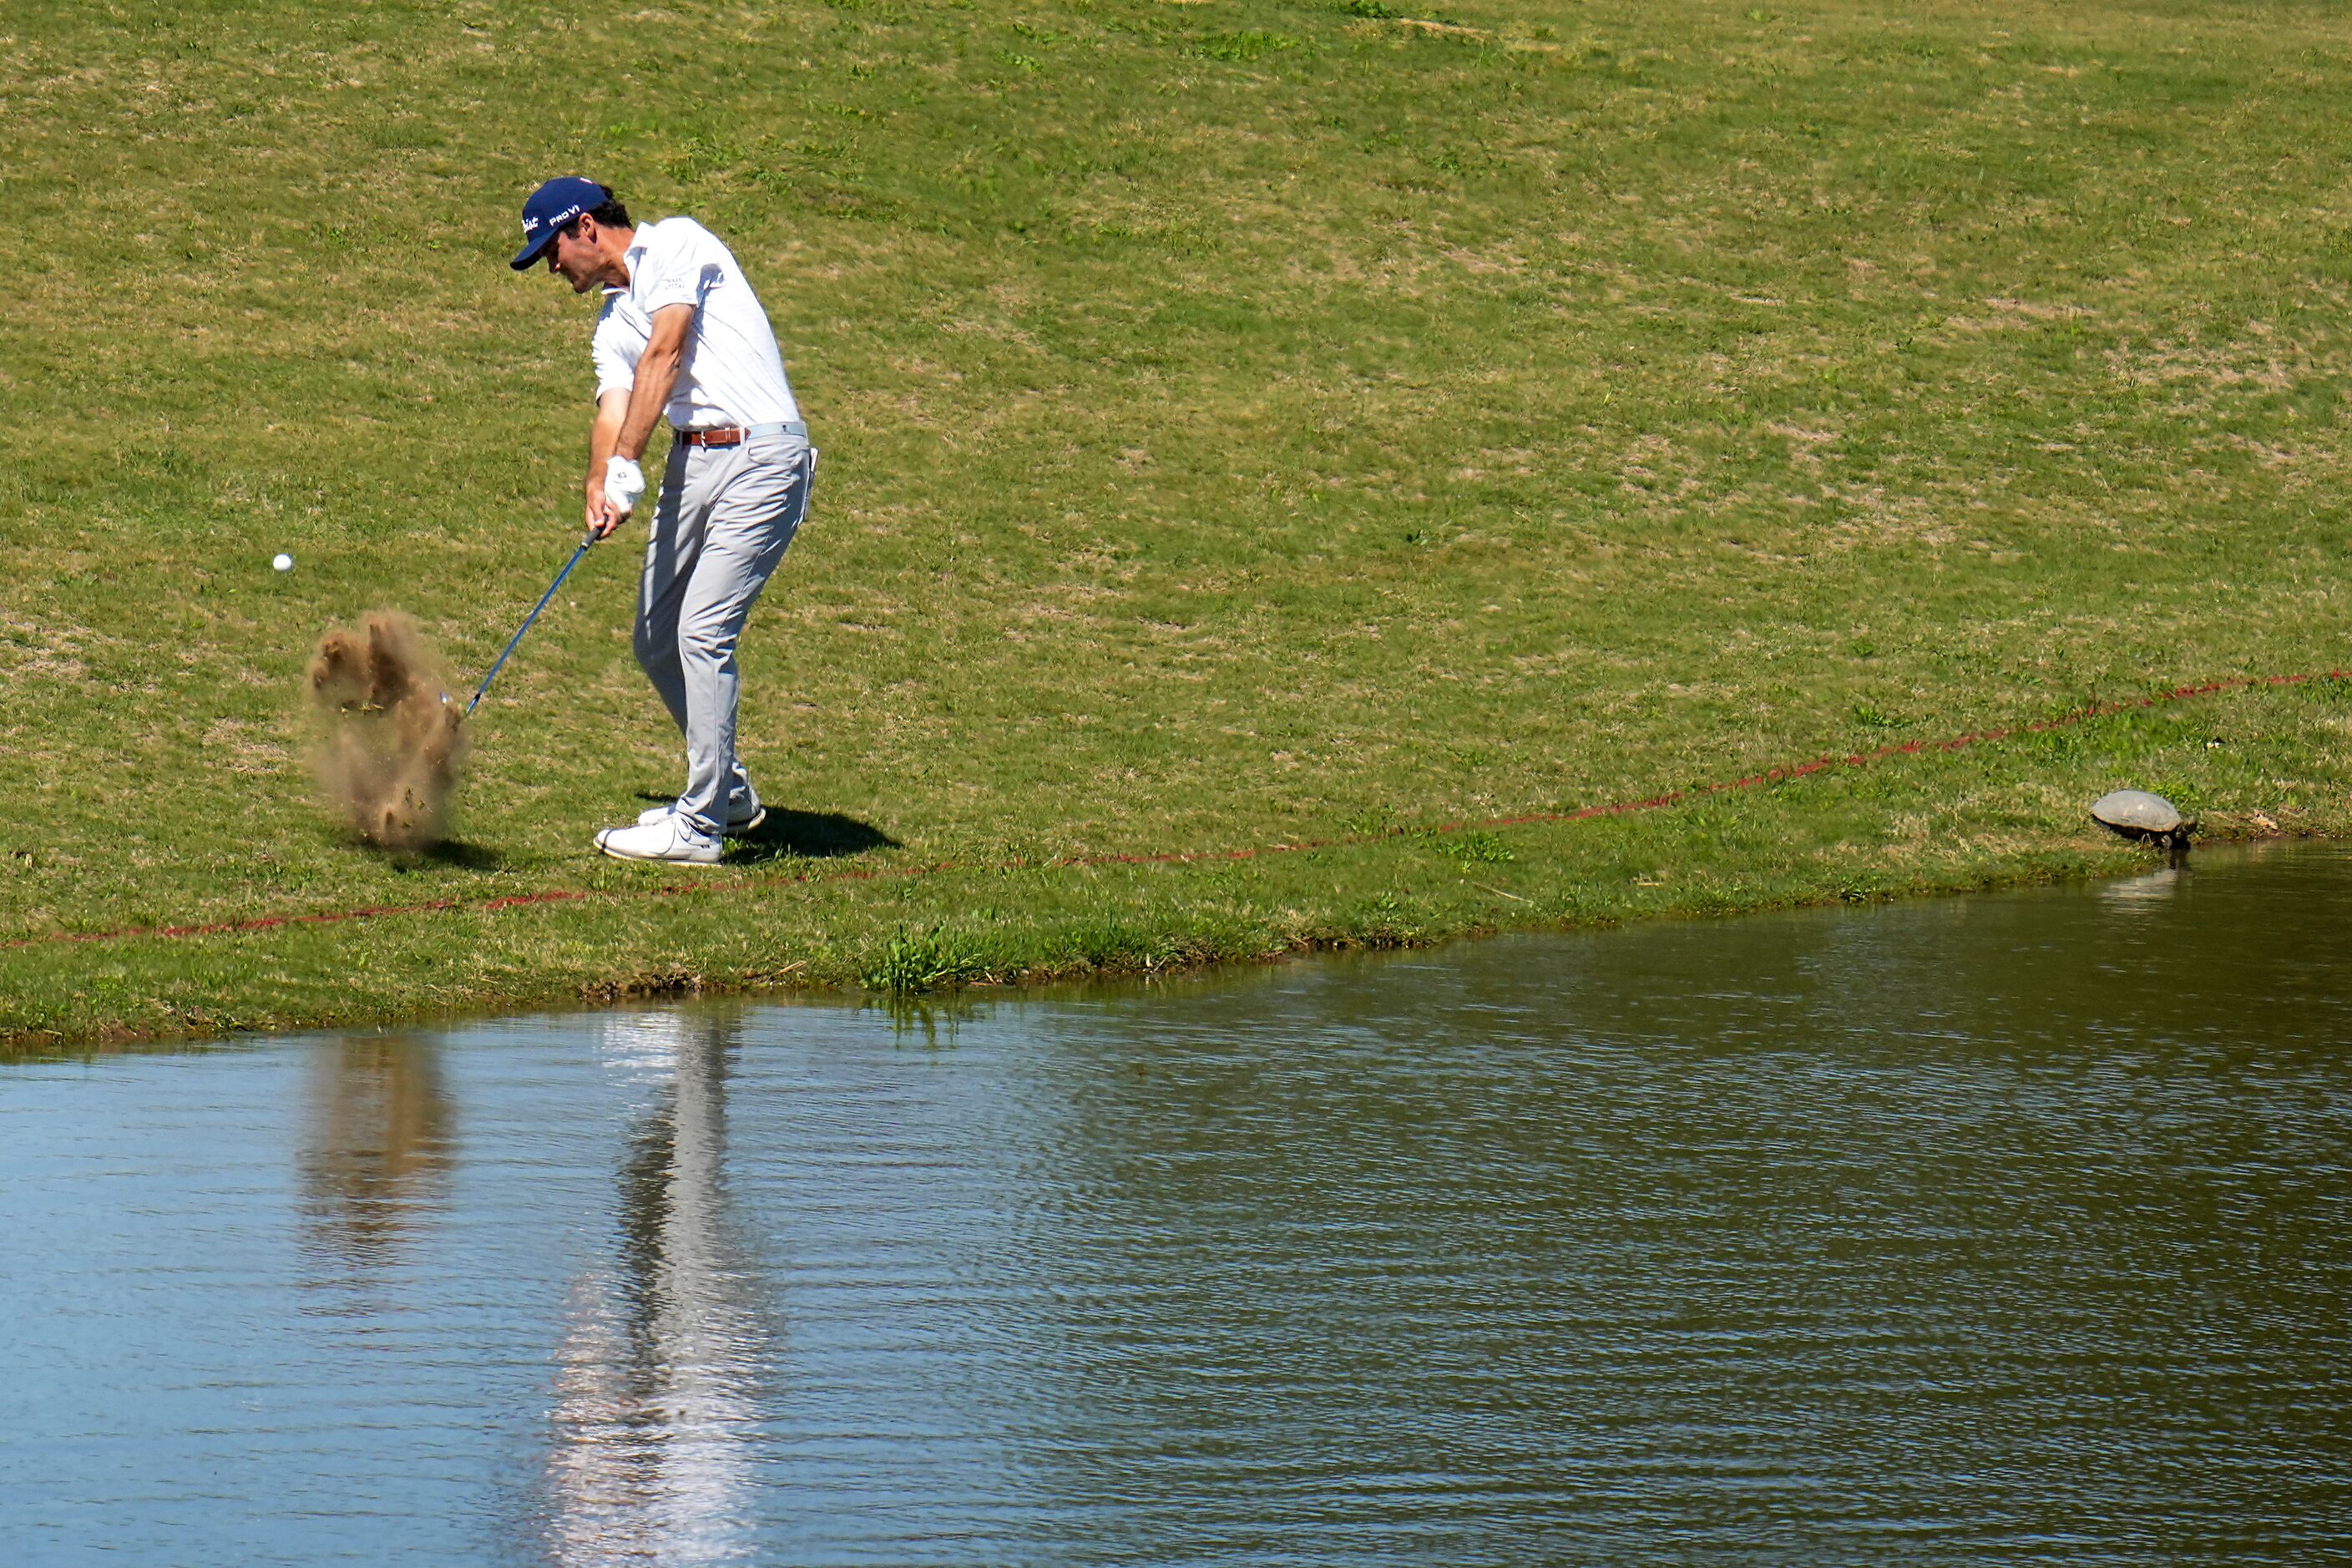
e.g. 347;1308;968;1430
9;670;2343;953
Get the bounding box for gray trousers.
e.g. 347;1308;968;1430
635;427;812;837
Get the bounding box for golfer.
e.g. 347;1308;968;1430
509;176;813;863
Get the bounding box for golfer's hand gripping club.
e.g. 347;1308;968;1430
601;454;645;530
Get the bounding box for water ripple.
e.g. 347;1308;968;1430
4;847;2351;1562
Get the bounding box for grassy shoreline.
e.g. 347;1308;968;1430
7;676;2346;1051
4;0;2349;1048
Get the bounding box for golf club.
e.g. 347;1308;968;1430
453;531;596;719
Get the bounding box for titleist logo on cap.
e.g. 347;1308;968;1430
523;204;586;237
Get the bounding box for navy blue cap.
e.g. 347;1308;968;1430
509;177;609;270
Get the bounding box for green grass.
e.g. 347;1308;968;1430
3;0;2351;1046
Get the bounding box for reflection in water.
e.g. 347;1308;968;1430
2099;862;2185;912
537;1012;772;1566
297;1036;452;1268
12;847;2352;1564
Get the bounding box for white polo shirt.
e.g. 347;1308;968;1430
589;215;798;428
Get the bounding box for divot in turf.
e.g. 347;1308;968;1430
306;612;467;851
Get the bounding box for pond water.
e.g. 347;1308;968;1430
5;847;2350;1564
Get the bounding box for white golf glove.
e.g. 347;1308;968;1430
603;454;646;518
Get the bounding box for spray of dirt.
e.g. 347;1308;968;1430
306;612;468;850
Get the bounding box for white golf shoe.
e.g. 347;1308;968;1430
594;815;725;864
635;792;766;834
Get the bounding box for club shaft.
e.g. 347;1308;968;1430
467;537;593;716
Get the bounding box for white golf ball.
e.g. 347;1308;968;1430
272;553;294;573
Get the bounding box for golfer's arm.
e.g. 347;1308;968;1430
617;304;694;461
586;390;628;499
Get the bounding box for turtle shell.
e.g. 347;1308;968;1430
2091;789;2188;838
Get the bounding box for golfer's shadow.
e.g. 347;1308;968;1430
631;794;898;863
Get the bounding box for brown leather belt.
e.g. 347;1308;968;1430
678;427;748;448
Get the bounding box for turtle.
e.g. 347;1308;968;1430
2091;789;2195;852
